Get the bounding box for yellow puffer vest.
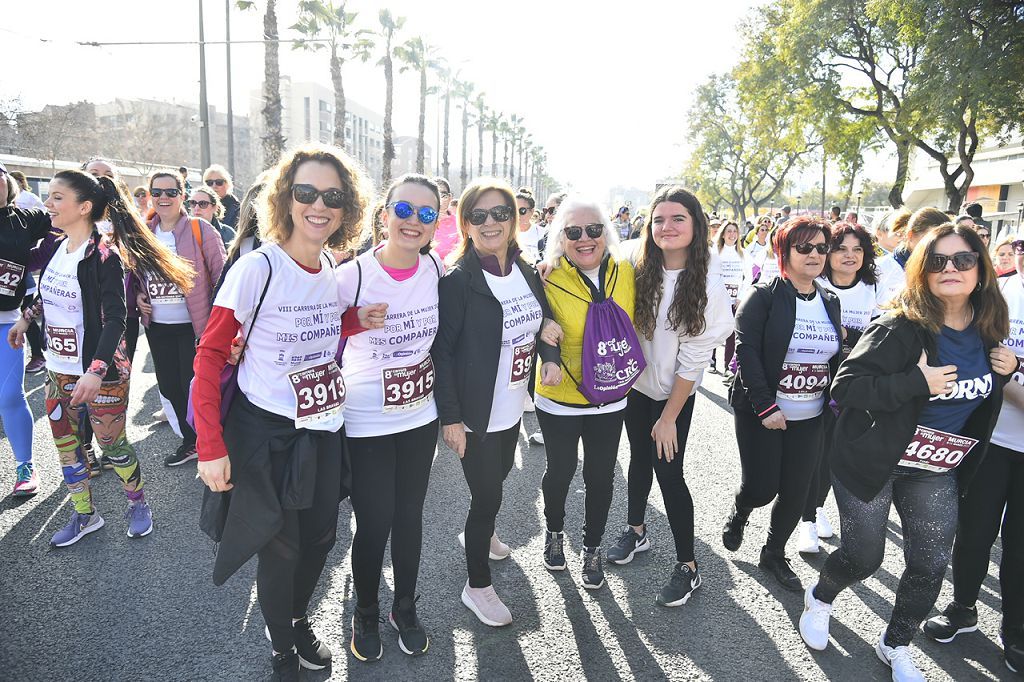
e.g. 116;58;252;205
535;256;636;406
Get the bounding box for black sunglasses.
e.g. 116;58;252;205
564;224;604;241
291;184;346;209
518;207;530;216
977;231;990;239
792;242;829;255
187;199;213;209
926;251;979;273
1011;240;1024;255
387;200;438;225
543;206;557;214
205;178;227;187
468;205;513;226
150;188;181;198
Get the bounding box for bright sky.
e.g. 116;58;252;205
6;0;765;199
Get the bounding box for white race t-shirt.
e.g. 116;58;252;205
747;240;768;267
718;247;747;303
820;276;877;332
478;267;543;432
336;248;442;438
875;253;906;307
40;240;88;375
517;225;544;263
215;244;344;431
776;294;840;421
148;229;192;324
756;253;781;283
991;275;1024;450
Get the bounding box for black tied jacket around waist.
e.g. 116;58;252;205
433;245;560;438
0;206;54;311
729;276;844;420
829;312;1009;503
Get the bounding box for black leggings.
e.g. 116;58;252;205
124;316;140;365
815;470;958;647
952;443;1024;631
147;322;197;447
623;391;696;563
460;422;519;588
803;409;837;522
347;419;438;608
733;405;822;553
258;429;342;653
538;407;625;548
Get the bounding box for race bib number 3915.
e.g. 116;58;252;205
382;356;435;413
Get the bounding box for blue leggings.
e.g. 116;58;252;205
0;322;33;464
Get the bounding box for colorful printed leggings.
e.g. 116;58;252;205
45;371;144;513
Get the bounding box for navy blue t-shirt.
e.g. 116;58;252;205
917;323;991;434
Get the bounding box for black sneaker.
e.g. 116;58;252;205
544;530;566;571
164;443;198;467
1003;627;1024;674
656;562;702;607
270;649;300;682
758;546;802;591
922;602;978;643
722;503;750;552
83;443;102;478
293;616;332;670
607;525;651;565
389;595;429;656
100;454;114;470
581;547;605;590
350;603;382;662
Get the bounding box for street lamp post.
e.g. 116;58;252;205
1017;202;1023;231
225;0;234;176
197;0;211;171
797;196;803;215
856;192;863;215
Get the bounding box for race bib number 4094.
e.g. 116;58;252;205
776;362;829;401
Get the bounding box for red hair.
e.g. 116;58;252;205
774;216;832;279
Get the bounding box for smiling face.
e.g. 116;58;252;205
288;160;345;248
204;171;229;198
384;181;438;254
651;201;695;257
829;233;864;279
190;189;217;223
43;179;90;230
517;198;533;230
150;175;184;225
723;223;739;246
562;206;607;270
786;230;828;281
466;190;513;258
926;234;978;302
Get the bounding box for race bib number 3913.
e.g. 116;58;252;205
289;361;345;427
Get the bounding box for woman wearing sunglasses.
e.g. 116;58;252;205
606;187;732;606
534;197;636;591
723;216;843;593
338;174;443;661
515;187;543;264
434;178;561;627
188;187;236;248
194;144;370;680
922;233;1024;674
202;164;240;228
795;222;881;554
133;170;226;467
876;208;947;306
431;177;458;261
798;225;1015;681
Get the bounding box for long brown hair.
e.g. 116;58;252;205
226;173;267;263
53;170;195;292
634;186;710;339
896;223;1008;344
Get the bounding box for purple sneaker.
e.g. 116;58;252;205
25;356;46;374
125;501;153;538
50;510;105;547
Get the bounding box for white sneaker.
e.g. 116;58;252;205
876;626;926;682
152;408;168;422
461;582;512;627
523;395;535;413
816;507;835;539
458;531;511;560
798;582;832;651
528;431;545;446
797;521;819;554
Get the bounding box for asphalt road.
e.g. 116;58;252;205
0;333;1016;681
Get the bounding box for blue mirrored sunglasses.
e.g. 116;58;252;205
388;200;438;225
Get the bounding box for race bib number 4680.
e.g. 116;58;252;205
289;360;345;427
899;425;978;473
776;362;829;401
382;356;435;413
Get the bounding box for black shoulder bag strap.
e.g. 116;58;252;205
237;252;273;364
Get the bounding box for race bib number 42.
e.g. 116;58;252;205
46;325;80;361
0;259;26;297
289;361;345;427
382;356;435;413
777;362;829;401
899;425;978;473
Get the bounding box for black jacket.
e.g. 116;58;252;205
729;277;844;419
433;245;559;436
0;207;53;311
32;232;127;382
221;193;241;228
830;312;1009;502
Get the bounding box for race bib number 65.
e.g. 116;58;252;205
46;325;80;361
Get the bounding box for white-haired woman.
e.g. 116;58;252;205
535;197;639;591
202;164;240;228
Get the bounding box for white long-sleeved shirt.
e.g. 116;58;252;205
632;266;735;401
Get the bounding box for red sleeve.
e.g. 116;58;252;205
342;306;370;337
193;305;242;461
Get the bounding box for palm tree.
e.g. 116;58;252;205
501;119;513;181
395;36;440;174
434;60;453;180
376;9;405;185
487;111;502;176
290;1;373;150
474;93;486;177
238;0;286;164
454;80;475;191
519;134;532;187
